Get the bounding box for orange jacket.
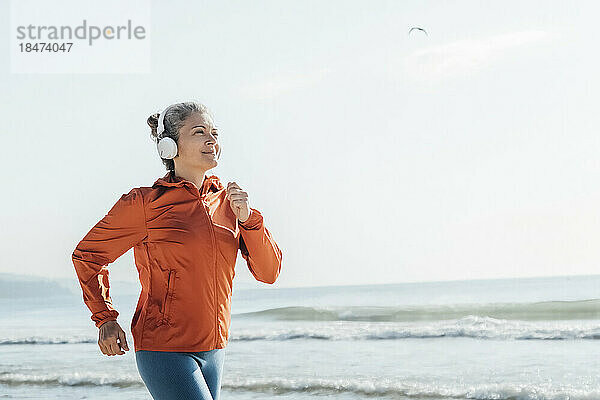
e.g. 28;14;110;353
72;171;283;352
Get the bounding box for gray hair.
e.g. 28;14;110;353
147;101;214;171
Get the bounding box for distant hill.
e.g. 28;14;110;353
55;276;142;297
0;273;73;298
0;272;272;299
0;273;143;298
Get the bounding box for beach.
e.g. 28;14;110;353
1;274;600;399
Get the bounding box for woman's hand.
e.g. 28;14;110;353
98;320;129;356
226;182;250;223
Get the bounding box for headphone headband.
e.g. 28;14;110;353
156;104;176;138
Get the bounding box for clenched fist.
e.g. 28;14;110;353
226;181;251;223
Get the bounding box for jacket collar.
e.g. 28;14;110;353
153;170;224;194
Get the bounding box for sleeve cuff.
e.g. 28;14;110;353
90;308;119;328
95;316;118;328
239;208;263;230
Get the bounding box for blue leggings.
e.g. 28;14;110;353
135;348;226;400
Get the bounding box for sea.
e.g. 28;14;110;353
1;274;600;399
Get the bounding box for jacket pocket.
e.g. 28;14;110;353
159;269;176;326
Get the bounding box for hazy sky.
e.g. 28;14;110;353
1;0;599;289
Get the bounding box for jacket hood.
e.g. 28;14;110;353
153;170;224;194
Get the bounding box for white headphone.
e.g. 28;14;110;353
156;105;178;159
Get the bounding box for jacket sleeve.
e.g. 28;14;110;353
238;207;282;284
71;188;147;328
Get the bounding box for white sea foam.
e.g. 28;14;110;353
2;371;598;400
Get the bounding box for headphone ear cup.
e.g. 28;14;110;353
157;137;178;159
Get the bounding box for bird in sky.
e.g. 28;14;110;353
408;27;428;36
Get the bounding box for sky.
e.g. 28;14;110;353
1;0;599;289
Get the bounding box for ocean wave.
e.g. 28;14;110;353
0;371;142;388
224;377;600;400
231;315;600;341
2;372;598;400
234;299;600;322
3;316;600;345
0;336;94;345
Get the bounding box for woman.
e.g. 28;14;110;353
71;101;283;400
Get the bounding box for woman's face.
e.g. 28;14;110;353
174;112;220;170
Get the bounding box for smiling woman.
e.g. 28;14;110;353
72;100;282;400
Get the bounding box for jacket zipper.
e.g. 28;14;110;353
199;192;219;348
162;269;175;325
